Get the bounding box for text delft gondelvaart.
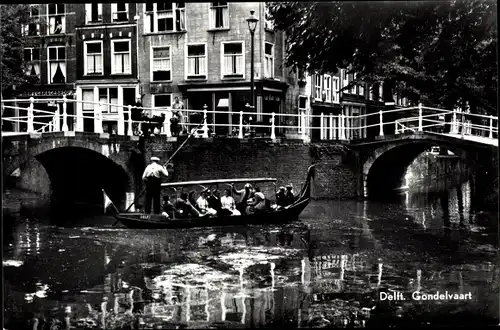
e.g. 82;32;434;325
380;291;473;301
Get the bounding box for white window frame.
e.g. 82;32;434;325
379;82;384;102
358;82;364;97
314;74;322;101
47;4;66;35
84;40;104;76
264;42;274;78
324;75;332;102
351;72;357;94
144;3;186;33
342;69;349;94
153;93;173;109
332;76;340;104
150;45;172;82
111;39;132;75
209;2;229;30
85;3;103;24
264;4;274;31
185;43;207;79
220;41;245;79
22;5;41;36
47;45;66;84
98;87;119;114
111;3;129;22
369;85;374;101
24;47;41;77
298;95;308;133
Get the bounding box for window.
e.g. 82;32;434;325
264;5;274;31
22;5;40;36
358;80;364;96
369;85;374;101
111;3;129;22
342;69;349;94
111;40;131;74
47;4;65;35
209;2;228;29
221;42;244;78
145;3;186;33
324;75;332;102
152;46;171;81
264;43;274;78
23;48;40;78
298;95;307;133
332;76;340;103
186;44;207;79
99;87;118;113
351;73;357;94
153;94;172;109
314;75;322;100
85;3;103;23
379;82;384;101
47;46;66;84
84;41;103;75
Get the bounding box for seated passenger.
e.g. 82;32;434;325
207;189;222;213
188;190;198;211
276;186;287;208
197;190;217;216
231;183;254;214
285;184;295;206
220;189;241;216
174;192;201;218
161;195;176;219
246;192;268;215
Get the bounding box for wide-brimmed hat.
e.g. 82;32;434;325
245;183;253;189
151;156;160;162
255;192;265;200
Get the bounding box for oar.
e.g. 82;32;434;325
113;119;205;225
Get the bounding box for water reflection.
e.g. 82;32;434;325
3;182;499;328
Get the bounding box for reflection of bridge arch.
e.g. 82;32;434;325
357;133;494;199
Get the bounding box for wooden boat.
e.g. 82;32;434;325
112;165;315;229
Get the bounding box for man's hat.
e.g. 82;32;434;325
151;156;160;162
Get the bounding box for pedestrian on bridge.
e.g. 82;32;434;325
142;156;169;214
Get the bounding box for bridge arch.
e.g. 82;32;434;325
362;135;475;199
3;134;138;215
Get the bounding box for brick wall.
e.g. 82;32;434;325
143;137;359;199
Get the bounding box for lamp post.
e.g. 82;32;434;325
246;10;259;111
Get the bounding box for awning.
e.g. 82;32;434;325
217;98;229;107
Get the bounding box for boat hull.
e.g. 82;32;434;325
114;198;310;229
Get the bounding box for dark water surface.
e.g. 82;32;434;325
3;180;499;329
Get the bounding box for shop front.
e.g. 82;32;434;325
75;83;139;134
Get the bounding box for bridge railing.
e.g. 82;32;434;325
1;98;498;143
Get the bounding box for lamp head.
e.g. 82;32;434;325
246;10;259;33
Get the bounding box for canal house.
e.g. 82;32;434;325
74;3;140;134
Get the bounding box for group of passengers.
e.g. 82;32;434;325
160;183;297;220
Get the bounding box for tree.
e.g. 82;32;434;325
1;4;36;98
267;1;497;114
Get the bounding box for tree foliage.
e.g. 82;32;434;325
267;1;497;114
1;4;36;97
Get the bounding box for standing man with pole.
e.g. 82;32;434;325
142;156;169;214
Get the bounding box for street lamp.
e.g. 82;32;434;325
246;10;259;111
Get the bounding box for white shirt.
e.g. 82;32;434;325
142;162;169;180
221;196;235;210
197;196;209;211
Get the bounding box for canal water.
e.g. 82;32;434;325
3;178;499;329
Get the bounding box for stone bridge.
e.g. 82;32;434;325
3;131;497;216
349;132;498;198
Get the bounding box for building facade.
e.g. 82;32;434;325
16;3;78;130
136;2;297;136
74;3;140;134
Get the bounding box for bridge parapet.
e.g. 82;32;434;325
2;98;497;147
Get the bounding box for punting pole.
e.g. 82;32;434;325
121;119;205;214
